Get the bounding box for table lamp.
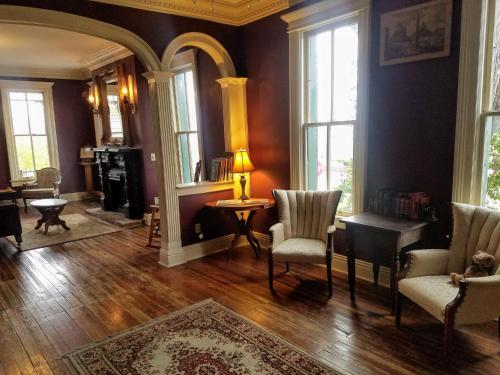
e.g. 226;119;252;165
232;149;255;201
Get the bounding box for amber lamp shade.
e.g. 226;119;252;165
232;149;255;200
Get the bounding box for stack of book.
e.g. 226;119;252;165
370;189;430;221
209;157;234;182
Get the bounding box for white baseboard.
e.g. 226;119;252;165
16;191;89;206
159;234;248;267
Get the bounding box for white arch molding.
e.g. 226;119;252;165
156;32;251;266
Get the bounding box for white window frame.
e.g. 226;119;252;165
0;80;59;185
170;49;205;183
282;0;371;215
453;0;497;206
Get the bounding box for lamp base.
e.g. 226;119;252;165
239;174;249;201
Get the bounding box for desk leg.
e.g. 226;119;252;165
346;227;356;301
390;246;401;315
373;247;381;287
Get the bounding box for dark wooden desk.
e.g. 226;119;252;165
340;212;428;314
205;200;274;259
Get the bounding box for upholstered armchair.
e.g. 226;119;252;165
396;203;500;354
268;189;342;297
21;167;61;212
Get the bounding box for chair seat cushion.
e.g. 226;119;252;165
272;238;326;264
399;275;460;322
21;188;55;198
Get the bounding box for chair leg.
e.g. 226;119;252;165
285;262;289;273
268;250;274;292
443;316;455;356
326;251;333;298
395;292;403;326
498;317;499;337
23;198;27;213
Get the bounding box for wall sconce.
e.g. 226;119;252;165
120;73;136;114
88;84;99;114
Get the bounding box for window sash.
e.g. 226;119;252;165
302;19;359;214
171;65;203;184
1;85;58;182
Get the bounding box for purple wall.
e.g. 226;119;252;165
0;77;93;193
243;0;462;261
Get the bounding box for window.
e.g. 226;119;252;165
305;23;358;213
453;0;500;209
481;0;500;209
170;50;203;184
284;0;370;215
0;81;59;183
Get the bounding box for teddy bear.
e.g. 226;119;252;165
450;251;496;286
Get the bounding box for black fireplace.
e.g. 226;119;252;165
94;147;143;219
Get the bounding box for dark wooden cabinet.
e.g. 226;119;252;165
94;147;143;219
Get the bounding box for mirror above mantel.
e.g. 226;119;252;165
88;62;136;146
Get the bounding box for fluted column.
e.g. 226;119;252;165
143;71;183;266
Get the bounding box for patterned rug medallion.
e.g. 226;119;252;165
65;299;347;375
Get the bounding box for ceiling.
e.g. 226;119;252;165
0;24;132;80
92;0;302;25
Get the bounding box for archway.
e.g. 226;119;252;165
0;5;177;266
157;32;251;267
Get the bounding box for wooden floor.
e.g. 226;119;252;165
0;202;498;375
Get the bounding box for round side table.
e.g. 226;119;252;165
31;198;70;235
205;199;274;259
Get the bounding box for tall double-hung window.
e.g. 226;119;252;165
284;0;370;215
0;81;59;183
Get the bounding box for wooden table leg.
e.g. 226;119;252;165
227;212;244;259
346;226;356;301
373;247;381;287
245;210;261;259
390;245;402;315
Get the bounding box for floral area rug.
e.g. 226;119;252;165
65;299;348;375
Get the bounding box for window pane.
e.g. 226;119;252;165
490;0;500;110
189;133;200;177
307;31;332;123
15;135;34;174
185;71;198;131
9;92;25;100
32;136;50;170
10;99;30;135
28;99;46;134
26;92;43;101
333;24;358;121
178;133;191;183
307;126;328;190
329;125;354;212
174;73;190;131
483;116;500;209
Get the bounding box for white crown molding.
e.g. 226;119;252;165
91;0;301;26
0;66;90;80
81;44;134;72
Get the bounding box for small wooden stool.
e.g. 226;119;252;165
148;204;161;246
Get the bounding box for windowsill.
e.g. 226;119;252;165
335;212;352;230
176;180;234;197
10;177;36;188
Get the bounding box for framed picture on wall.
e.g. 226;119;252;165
379;0;452;66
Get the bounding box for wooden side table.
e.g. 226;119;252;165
340;212;428;314
205;200;274;259
31;198;70;235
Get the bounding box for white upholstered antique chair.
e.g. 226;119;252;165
396;203;500;354
268;189;342;297
21;167;61;212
